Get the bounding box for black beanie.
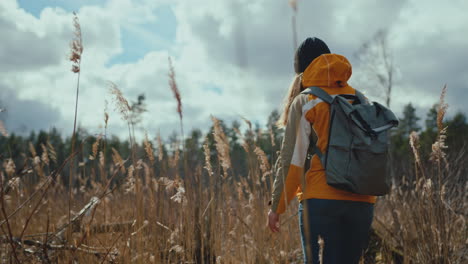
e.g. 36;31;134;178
294;37;331;73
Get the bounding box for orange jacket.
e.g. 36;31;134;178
271;54;376;214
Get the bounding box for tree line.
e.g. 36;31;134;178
1;103;467;188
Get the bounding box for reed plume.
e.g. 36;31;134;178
89;135;102;161
436;85;448;131
144;132;155;165
409;131;423;179
70;12;83;74
170;142;180;170
47;140;57;164
430;85;449;166
254;146;271;181
108;82;135;156
268;125;276;147
289;0;298;50
40;144;50;167
203;137;213;177
211;116;232;178
108;82;131;122
29;142;37;157
112;147;126;174
124;165;136;194
168;57;182;122
168;55;186;174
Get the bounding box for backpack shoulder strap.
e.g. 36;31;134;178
301;86;333;104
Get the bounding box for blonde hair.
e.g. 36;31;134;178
276;73;303;128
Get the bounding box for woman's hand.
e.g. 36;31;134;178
268;209;280;232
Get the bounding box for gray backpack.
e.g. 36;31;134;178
302;87;398;196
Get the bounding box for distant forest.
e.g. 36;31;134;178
1;103;467;188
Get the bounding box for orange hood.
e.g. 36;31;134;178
301;54;352;88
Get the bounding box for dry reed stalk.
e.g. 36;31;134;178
288;0;297;10
377;85;467;263
241;116;252;131
68;11;84;248
99;150;105;168
47;140;57;164
240;117;266;188
104;100;110;130
0;120;7;137
168;57;182;122
89;135;102;161
0;177;21;263
102;100;110;195
430;127;448;165
143;132;155;165
142;161;152;190
409;131;424;179
268;125;276;147
33;156;44;178
124;165;136;194
318;236;324;264
437;85;448;131
28;142;37;158
4;159;15;178
431;85;449;169
40;144;50;167
101;102;109;204
233;126;250;153
168;57;183;141
210;116;232;178
7;177;20;193
254;146;271;182
108;82;131;120
111;148;126;174
203;137;213;177
168;57;187;194
170;142;180;170
0;108;6;137
289;0;298;50
170;184;186;205
156;131;164;162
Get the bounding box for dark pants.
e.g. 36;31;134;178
298;199;374;264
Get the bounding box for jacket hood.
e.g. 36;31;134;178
301;53;352;88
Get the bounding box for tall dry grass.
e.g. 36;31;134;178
373;86;467;264
1;86;466;263
0;114;303;263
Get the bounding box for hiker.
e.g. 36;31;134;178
268;37;381;264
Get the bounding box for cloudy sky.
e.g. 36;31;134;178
0;0;467;140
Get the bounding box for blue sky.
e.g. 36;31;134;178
18;0;177;65
1;0;467;140
106;5;176;65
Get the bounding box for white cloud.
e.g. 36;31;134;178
0;0;467;141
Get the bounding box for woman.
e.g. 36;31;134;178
268;37;375;264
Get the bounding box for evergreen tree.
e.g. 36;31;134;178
397;103;421;137
391;103;421;181
445;112;468;152
420;104;439;156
